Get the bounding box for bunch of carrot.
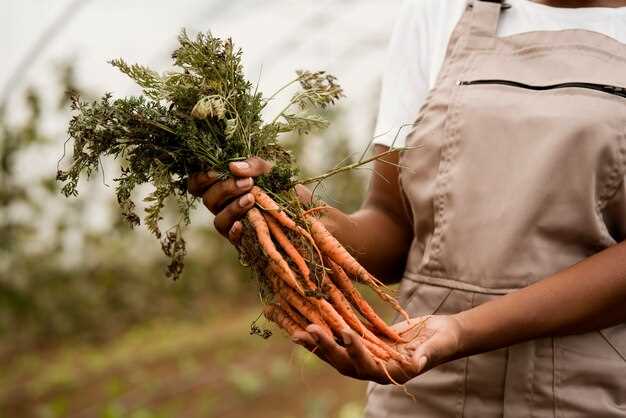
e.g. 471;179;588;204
56;30;418;374
242;186;417;375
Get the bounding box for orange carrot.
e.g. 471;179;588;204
314;296;405;367
264;305;303;337
316;298;351;338
323;274;403;353
275;293;309;330
267;268;333;338
307;216;410;321
251;186;297;230
322;274;367;336
247;207;303;295
308;216;385;289
252;186;324;265
326;258;404;342
362;338;391;361
263;212;311;284
308;217;410;322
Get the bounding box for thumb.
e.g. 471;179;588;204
410;333;452;374
294;184;315;207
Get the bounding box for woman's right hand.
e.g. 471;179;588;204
188;157;273;243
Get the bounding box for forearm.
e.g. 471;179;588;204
455;241;626;357
320;206;411;282
314;145;413;283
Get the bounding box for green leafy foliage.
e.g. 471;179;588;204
57;30;343;280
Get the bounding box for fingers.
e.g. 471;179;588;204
228;157;273;178
188;170;220;196
228;221;243;243
202;177;254;214
340;330;379;377
305;325;355;376
292;326;414;384
294;184;314;207
292;330;317;351
408;333;445;374
213;193;255;237
341;330;410;384
189;156;271;199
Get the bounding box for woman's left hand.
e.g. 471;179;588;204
291;315;463;385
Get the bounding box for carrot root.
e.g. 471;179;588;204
327;258;404;342
263;212;311;285
248;207;304;295
264;305;303;337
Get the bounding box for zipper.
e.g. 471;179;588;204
457;79;626;99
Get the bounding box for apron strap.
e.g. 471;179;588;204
468;0;507;50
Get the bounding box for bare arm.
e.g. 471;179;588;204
454;240;626;358
316;145;413;283
296;236;626;384
188;145;626;383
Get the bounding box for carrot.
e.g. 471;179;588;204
362;339;391;361
247;207;304;295
275;293;309;330
316;298;352;337
322;274;367;336
252;186;325;266
313;298;404;366
308;217;410;322
263;212;311;284
316;296;407;362
323;274;405;353
307;216;384;285
267;267;333;338
326;258;404;342
264;305;303;337
251;186;297;230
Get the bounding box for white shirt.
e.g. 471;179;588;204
373;0;626;147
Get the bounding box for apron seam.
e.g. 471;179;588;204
552;337;559;418
597;128;626;211
432;288;454;315
458;356;470;418
459;291;475;418
404;270;521;295
599;330;626;362
469;43;626;61
502;346;510;418
527;342;536;418
418;5;476;274
422;42;476;274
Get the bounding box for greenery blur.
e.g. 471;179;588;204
0;63;382;418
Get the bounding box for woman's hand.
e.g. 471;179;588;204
291;315;463;384
188;157;314;243
187;157;272;242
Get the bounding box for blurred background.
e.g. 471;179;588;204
1;1;404;417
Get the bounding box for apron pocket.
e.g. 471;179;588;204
555;331;626;417
401;280;454;318
600;323;626;362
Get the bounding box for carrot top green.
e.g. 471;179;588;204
57;29;343;279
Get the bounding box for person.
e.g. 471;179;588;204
188;0;626;416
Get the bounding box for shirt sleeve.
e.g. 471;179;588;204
372;0;432;148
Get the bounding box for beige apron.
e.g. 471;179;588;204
364;1;626;417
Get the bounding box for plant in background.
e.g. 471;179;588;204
58;30;418;378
